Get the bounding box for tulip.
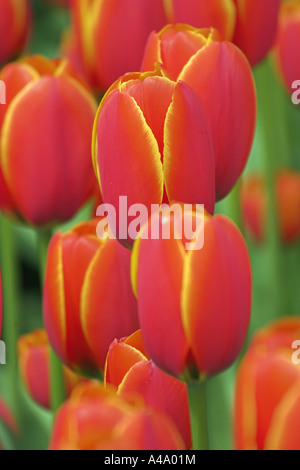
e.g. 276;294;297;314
49;382;185;450
43;219;139;375
0;395;18;449
141;25;257;201
164;0;236;40
17;330;83;409
240;171;300;243
0;0;31;65
273;0;300;91
70;0;167;91
131;206;252;380
93;69;215;245
234;318;300;450
0;56;97;227
105;330;191;449
232;0;281;66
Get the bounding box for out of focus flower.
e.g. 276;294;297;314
43;219;139;375
93;69;215;245
240;171;300;243
105;330;191;449
232;0;281;66
273;0;300;91
141;25;257;201
164;0;280;65
18;330;83;409
0;56;97;226
131;207;252;380
0;0;31;65
234;318;300;450
69;0;167;91
0;396;18;450
49;382;186;450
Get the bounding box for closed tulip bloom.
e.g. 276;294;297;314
49;382;185;450
141;25;257;201
0;0;31;65
0;56;97;227
18;330;82;409
273;1;300;91
93;69;215;245
234;318;300;450
70;0;167;91
131;207;252;380
240;171;300;243
105;330;191;449
43;219;139;375
0;396;18;449
164;0;236;40
232;0;281;66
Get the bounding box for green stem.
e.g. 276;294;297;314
187;381;209;450
37;230;66;413
0;214;20;422
226;181;242;230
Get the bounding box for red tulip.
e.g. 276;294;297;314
49;382;185;450
141;25;257;201
131;207;252;380
164;0;236;40
0;0;31;65
93;69;215;246
234;318;300;450
232;0;281;66
240;171;300;243
105;330;191;449
0;395;18;449
273;0;300;91
0;56;97;227
18;330;83;409
70;0;167;91
43;219;139;375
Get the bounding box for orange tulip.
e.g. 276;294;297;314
49;382;186;450
131;207;252;380
141;25;257;201
273;0;300;91
104;330;191;449
232;0;281;66
0;56;97;227
43;219;139;375
164;0;236;40
93;68;215;245
70;0;167;91
0;0;31;65
18;330;83;409
234;318;300;450
240;171;300;243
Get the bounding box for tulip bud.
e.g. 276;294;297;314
164;0;236;40
43;219;139;375
234;318;300;450
0;395;18;449
0;56;97;227
141;25;257;201
131;207;252;380
240;171;300;243
273;0;300;91
70;0;167;91
93;69;215;246
105;330;191;449
49;382;185;450
0;0;31;65
17;330;82;409
232;0;281;66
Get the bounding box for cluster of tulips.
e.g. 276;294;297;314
0;0;300;451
